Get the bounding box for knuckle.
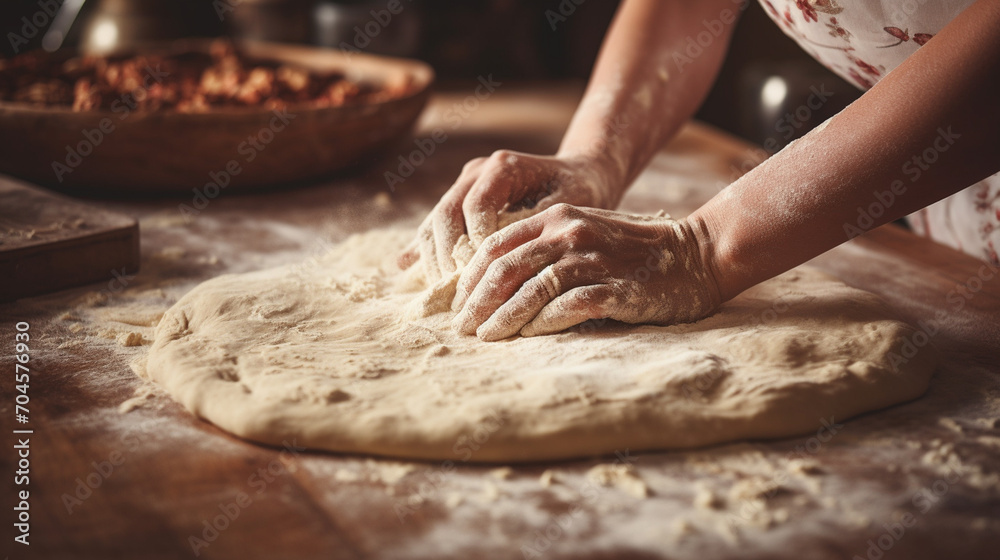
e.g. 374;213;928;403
462;157;487;174
547;202;576;219
442;196;465;217
480;231;504;256
489;149;516;163
486;256;515;280
438;189;464;212
605;281;630;305
555;255;584;279
560;219;592;251
565;218;588;235
537;266;564;299
573;291;603;313
461;190;486;216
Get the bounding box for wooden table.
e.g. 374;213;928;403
3;84;999;560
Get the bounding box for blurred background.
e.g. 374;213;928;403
0;0;862;150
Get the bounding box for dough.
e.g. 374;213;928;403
144;228;936;462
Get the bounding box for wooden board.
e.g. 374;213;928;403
2;85;998;560
0;177;139;300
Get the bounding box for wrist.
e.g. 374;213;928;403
556;150;628;209
684;212;728;308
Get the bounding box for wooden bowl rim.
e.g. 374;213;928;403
0;38;435;119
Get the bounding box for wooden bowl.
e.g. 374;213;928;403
0;40;434;194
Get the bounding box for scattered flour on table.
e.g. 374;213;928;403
118;383;162;413
587;463;649;499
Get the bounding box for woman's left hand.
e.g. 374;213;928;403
451;203;723;341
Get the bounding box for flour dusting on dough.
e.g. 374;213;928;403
142;227;937;462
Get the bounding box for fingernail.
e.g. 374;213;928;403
477;325;501;342
476;322;492;341
451;309;475;335
476;317;503;342
478;320;519;342
520;322;539;338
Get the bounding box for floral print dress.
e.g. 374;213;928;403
759;0;1000;264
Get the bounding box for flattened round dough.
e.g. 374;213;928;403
145;229;936;462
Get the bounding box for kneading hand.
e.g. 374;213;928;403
397;151;621;282
451;203;722;341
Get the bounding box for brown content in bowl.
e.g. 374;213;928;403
0;39;433;193
0;39;413;113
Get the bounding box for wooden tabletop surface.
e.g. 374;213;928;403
2;84;999;560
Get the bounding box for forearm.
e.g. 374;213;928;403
690;0;1000;303
557;0;743;207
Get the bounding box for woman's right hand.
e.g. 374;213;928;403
397;150;624;281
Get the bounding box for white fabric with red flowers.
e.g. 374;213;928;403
758;0;1000;264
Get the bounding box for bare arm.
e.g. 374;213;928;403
402;0;742;279
452;0;1000;341
557;0;745;206
690;0;1000;303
